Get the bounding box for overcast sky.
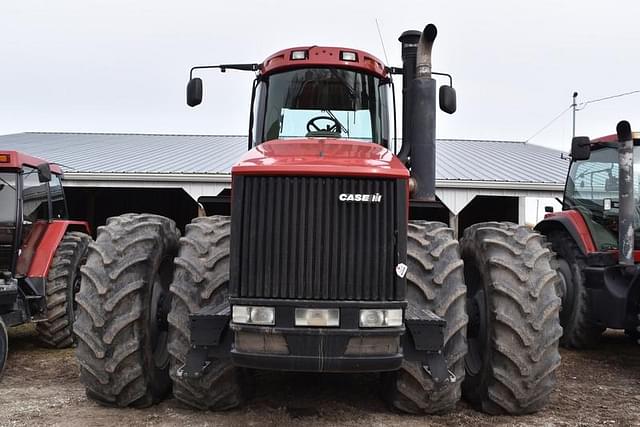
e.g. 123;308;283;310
1;0;639;152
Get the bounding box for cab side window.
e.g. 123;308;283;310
50;174;67;219
22;167;49;222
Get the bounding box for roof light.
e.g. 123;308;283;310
0;154;10;163
340;51;358;62
290;50;308;60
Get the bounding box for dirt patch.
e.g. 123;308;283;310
1;325;639;427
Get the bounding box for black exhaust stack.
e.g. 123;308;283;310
402;24;439;201
617;120;634;266
397;30;421;163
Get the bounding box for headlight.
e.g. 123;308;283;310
359;309;403;328
232;305;275;326
295;308;340;327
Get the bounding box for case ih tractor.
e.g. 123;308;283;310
0;151;91;377
74;24;561;415
536;121;640;348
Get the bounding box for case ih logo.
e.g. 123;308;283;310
338;193;383;203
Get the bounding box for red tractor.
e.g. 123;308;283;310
74;24;561;415
0;151;91;377
536;121;640;348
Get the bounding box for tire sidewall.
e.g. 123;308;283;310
0;317;7;378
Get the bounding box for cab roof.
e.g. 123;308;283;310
592;131;640;144
0;150;63;174
260;46;387;78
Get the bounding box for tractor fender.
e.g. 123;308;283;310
534;211;596;256
24;220;91;278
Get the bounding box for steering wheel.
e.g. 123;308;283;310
306;116;341;134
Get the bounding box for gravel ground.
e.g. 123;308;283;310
1;325;639;427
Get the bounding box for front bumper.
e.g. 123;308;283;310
231;322;404;372
179;298;447;381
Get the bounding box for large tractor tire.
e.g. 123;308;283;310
461;222;562;415
546;231;605;349
168;216;245;410
74;214;180;407
383;221;467;414
36;231;91;348
0;317;7;378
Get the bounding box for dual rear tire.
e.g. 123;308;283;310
385;221;562;415
74;214;243;409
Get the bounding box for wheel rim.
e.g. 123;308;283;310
464;261;489;377
556;259;575;326
71;271;82;315
70;250;88;324
149;258;173;370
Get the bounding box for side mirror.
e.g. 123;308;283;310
571;136;591;160
37;163;51;183
439;85;456;114
187;77;203;107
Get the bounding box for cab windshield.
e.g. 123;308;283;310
0;172;17;224
565;145;640;250
256;68;391;145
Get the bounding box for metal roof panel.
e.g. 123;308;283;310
0;133;569;184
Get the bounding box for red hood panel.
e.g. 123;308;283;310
232;139;409;179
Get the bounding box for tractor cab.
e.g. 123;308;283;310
562;133;640;252
0;151;91;378
536;123;640;348
186;44;456;155
0;151;67;276
250;48;393;147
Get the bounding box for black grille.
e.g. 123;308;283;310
230;175;406;301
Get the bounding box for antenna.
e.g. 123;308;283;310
375;18;390;65
572;91;578;138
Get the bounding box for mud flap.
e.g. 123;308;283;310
403;305;453;386
177;304;231;379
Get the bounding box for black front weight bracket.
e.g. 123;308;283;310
177;304;231;379
403;305;453;386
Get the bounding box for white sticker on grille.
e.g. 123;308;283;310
395;263;408;278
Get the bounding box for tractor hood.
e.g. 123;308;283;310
231;139;409;179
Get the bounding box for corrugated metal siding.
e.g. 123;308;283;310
0;133;569;184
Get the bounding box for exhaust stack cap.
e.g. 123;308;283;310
416;24;437;79
617;120;632;142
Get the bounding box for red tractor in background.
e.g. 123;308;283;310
0;151;91;377
74;24;561;415
536;121;640;348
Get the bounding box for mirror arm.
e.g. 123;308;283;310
431;71;453;87
189;63;260;79
386;67;453;87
